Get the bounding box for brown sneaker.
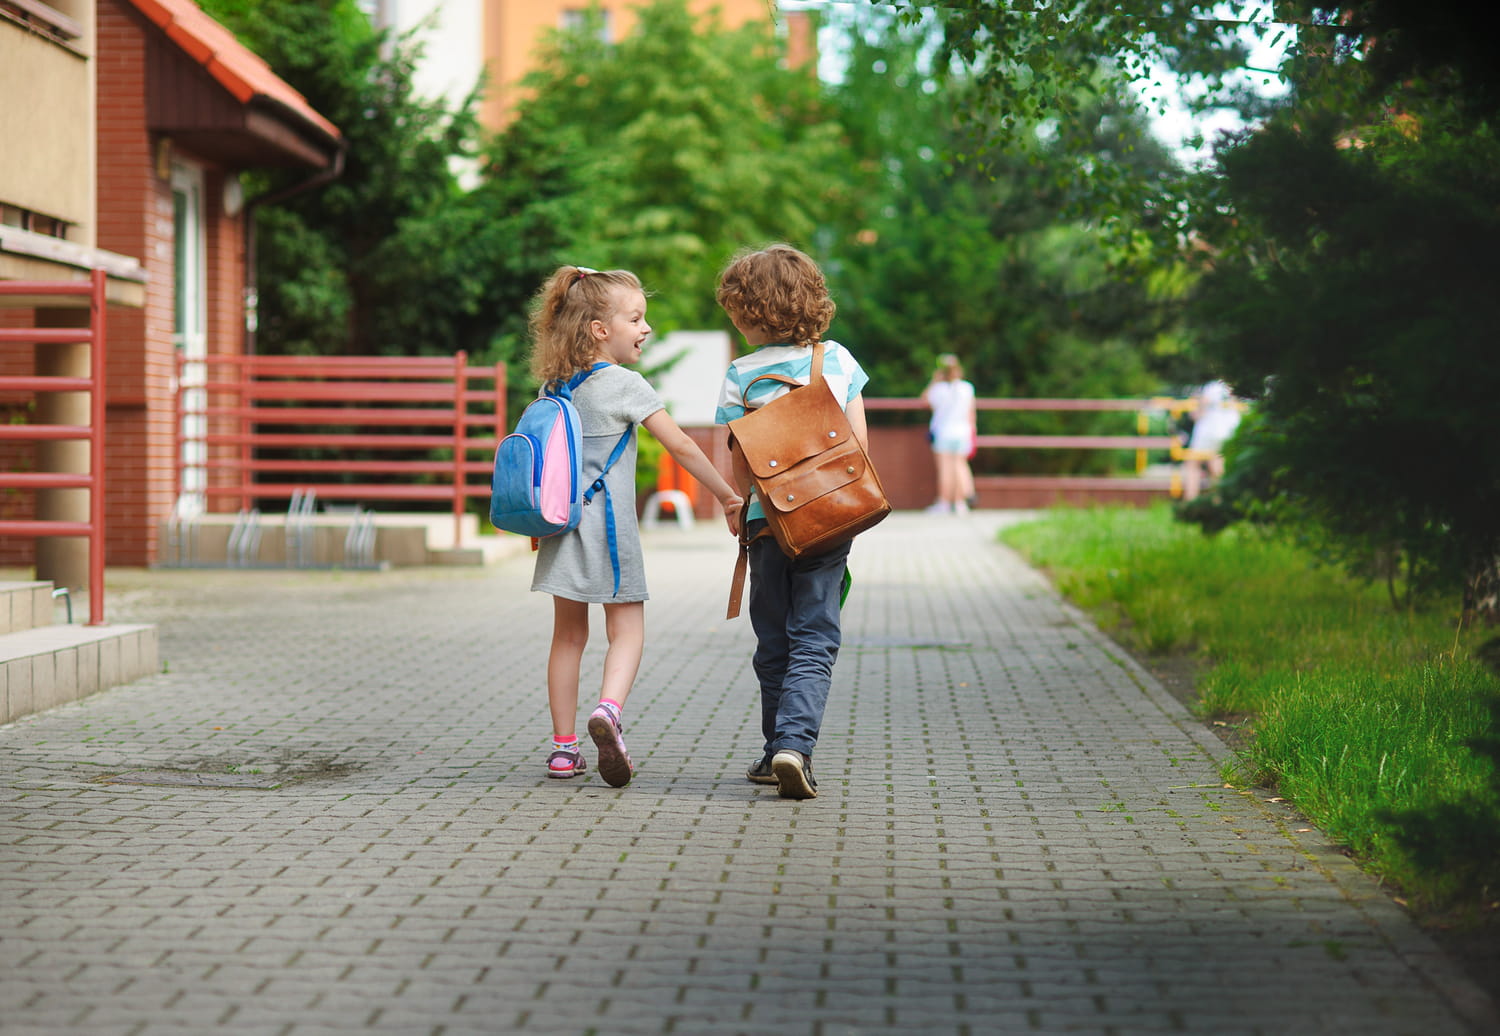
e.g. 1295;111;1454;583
745;754;777;785
771;749;817;800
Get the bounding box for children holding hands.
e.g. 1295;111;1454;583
524;247;866;802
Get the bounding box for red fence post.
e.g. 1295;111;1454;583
239;354;253;513
87;268;106;625
0;270;110;623
452;351;467;548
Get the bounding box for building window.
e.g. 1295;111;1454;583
0;203;71;240
0;0;83;44
560;8;613;43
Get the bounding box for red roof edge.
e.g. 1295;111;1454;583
125;0;341;145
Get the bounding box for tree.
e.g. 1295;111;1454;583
890;0;1498;603
483;0;848;339
199;0;520;357
822;9;1192;473
1186;96;1500;602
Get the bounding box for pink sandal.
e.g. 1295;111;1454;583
547;748;586;779
587;705;633;788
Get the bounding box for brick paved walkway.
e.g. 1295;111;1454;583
2;513;1495;1034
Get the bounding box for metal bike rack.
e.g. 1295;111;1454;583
286;490;317;568
227;508;262;568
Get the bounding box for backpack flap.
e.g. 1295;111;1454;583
756;437;869;512
729;376;850;480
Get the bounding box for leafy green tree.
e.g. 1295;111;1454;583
823;10;1191;473
484;0;848;339
1188;101;1500;603
200;0;520;357
900;0;1497;601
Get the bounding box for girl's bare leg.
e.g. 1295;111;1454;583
547;597;590;738
599;601;645;707
939;452;965;505
934;451;955;506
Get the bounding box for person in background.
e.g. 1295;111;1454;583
1181;378;1241;501
921;353;977;514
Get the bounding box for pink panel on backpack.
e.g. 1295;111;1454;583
539;411;572;522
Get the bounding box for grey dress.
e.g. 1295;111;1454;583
530;364;665;603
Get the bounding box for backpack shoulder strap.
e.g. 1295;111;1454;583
739;343;825;412
548;361;610;400
582;425;635;598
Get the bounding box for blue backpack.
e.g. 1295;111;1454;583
490;363;634;593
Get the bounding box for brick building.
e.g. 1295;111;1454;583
1;0;341;580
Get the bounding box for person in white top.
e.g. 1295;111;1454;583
920;353;977;514
1182;379;1242;500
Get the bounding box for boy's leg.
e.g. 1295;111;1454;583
769;540;852;758
747;528;792;752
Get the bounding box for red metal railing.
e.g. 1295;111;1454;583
175;352;505;545
0;269;109;624
866;396;1194;499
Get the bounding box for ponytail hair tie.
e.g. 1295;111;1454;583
575;267;598;281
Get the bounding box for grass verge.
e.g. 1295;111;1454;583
1000;503;1500;918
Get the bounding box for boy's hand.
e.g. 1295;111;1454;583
722;496;744;537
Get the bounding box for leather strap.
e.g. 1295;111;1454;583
727;539;749;620
740;341;825;409
726;526;773;619
725;342;825;620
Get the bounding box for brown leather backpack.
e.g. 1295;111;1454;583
725;341;890;618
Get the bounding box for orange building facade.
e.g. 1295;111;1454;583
477;1;812;128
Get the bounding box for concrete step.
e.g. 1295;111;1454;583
0;580;160;726
0;581;59;634
157;511;532;568
1;622;159;726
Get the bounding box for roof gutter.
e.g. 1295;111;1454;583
242;136;347;355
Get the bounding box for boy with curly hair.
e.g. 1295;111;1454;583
714;244;871;800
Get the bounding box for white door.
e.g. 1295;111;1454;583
172;162;208;514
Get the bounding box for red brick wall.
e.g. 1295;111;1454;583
92;0;248;565
202;165;246;509
96;0;161;566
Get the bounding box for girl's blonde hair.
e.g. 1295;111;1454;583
715;243;834;348
935;353;964;381
528;266;645;385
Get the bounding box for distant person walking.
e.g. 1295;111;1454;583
1182;379;1241;501
921;353;977;514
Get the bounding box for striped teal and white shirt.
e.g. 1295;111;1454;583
714;341;870;521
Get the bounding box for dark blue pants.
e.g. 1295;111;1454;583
746;520;851;759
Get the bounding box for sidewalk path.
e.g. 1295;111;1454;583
2;513;1495;1035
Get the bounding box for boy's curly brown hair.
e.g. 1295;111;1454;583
715;244;835;348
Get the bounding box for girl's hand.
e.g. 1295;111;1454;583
721;496;744;537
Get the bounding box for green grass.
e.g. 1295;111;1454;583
1002;504;1500;913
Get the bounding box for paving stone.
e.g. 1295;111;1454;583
1;516;1495;1034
